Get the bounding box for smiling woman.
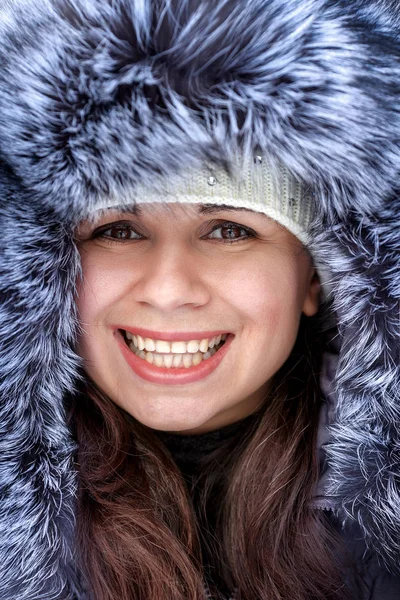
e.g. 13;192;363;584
1;1;400;600
74;202;319;434
71;188;335;600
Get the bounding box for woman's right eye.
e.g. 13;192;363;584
93;223;142;242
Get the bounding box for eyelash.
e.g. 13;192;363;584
92;221;256;245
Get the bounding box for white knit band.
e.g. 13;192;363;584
91;154;316;249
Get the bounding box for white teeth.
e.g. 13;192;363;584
155;340;171;353
125;330;230;362
170;341;187;354
128;340;222;368
163;354;174;368
172;354;183;367
199;338;209;352
154;354;164;367
192;352;203;366
182;354;193;368
187;340;200;353
144;337;156;352
145;352;154;364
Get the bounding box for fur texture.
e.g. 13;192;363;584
0;0;399;597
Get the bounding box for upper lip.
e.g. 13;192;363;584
115;326;232;342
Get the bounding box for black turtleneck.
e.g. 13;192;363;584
153;410;262;599
153;410;260;482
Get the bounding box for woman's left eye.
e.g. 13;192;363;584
206;222;255;244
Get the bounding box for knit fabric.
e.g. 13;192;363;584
154;411;260;478
86;154;334;301
91;155;315;247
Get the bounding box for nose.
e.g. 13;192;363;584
132;243;211;312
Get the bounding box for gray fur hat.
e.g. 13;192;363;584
0;0;399;598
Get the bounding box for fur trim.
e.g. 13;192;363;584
0;0;399;597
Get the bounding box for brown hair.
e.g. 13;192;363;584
69;310;353;600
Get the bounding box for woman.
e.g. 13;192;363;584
0;0;399;599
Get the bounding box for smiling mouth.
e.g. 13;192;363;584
120;329;228;369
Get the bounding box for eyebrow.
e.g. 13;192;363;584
117;203;259;217
197;204;257;215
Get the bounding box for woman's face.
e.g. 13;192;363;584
75;202;320;434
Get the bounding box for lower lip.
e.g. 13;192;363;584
115;330;234;385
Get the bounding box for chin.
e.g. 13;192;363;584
131;413;204;434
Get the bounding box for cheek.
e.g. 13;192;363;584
233;260;304;350
229;261;298;318
76;250;130;315
74;252;129;355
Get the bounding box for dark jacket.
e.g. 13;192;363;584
0;0;399;598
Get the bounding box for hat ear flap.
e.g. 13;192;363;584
0;179;82;597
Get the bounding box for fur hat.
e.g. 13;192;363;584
0;0;399;598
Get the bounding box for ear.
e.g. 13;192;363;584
302;269;321;317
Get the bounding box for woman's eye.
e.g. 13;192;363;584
94;223;141;242
207;222;254;243
91;220;255;244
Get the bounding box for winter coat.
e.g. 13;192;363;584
0;0;399;598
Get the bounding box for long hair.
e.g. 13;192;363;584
69;308;354;600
